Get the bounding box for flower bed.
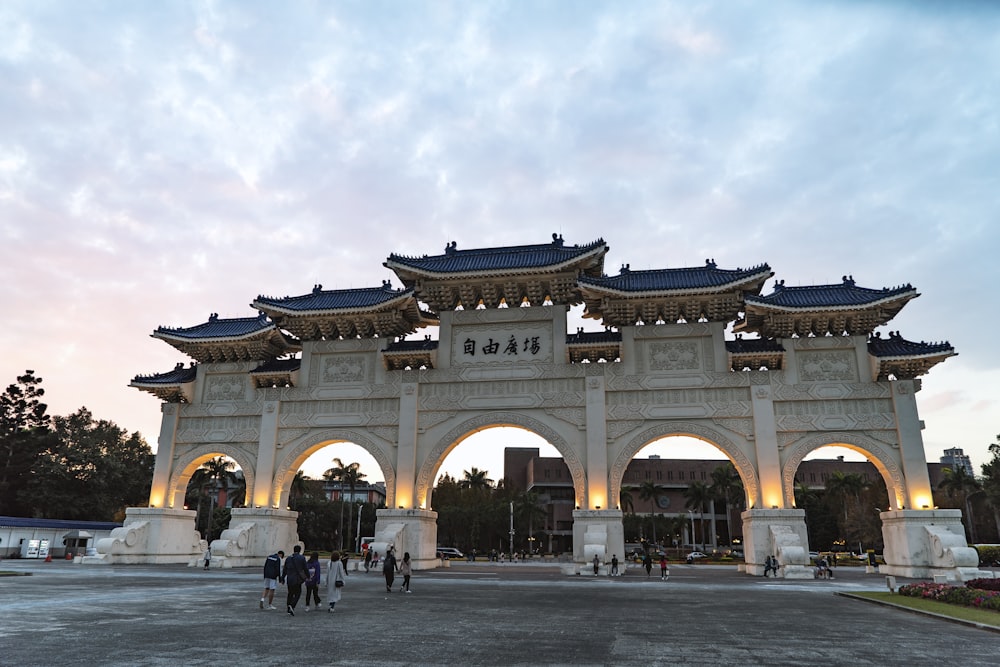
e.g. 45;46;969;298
898;581;1000;611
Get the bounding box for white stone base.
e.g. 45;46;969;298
206;507;301;568
742;508;809;577
373;508;439;570
90;507;204;565
572;509;624;565
880;509;990;581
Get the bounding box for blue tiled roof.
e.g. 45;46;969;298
579;260;772;292
566;330;622;345
250;359;301;373
868;332;955;357
254;282;413;312
725;337;785;354
385;235;607;274
131;363;197;385
0;515;122;530
155;313;275;340
745;276;917;308
385;339;439;352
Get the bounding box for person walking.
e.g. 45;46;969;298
326;550;346;612
611;554;619;577
382;547;398;593
282;545;310;616
364;548;372;573
592;554;600;575
304;551;322;611
399;552;413;593
260;550;284;609
643;552;653;578
659;554;669;580
203;546;211;570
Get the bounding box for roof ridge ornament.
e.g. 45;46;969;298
842;275;855;286
312;284;323;293
444;241;458;255
209;313;219;321
705;258;717;268
552;233;564;247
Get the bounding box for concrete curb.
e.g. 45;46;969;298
836;591;1000;634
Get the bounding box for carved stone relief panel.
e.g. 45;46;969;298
204;374;246;402
797;350;858;382
648;341;702;371
176;416;260;443
279;398;400;427
318;355;369;384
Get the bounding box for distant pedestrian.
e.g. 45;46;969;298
282;545;310;616
659;555;669;580
593;554;600;575
364;548;372;573
260;550;284;609
326;550;346;612
203;547;211;570
399;551;413;592
382;547;398;593
643;553;652;577
611;554;619;576
763;555;774;577
304;551;322;611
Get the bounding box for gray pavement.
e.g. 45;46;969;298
0;559;997;666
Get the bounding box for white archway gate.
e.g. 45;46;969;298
109;237;983;580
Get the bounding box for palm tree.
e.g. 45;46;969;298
709;463;743;546
340;461;366;552
684;481;713;550
638;481;665;545
461;467;494;490
324;459;351;550
619;486;635;515
189;457;236;538
938;465;981;542
825;471;868;549
514;491;546;551
983;435;1000;540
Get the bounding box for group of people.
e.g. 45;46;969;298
261;544;413;616
260;545;348;615
763;554;780;577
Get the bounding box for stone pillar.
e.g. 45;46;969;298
253;400;280;508
890;380;935;510
372;508;439;570
749;382;781;509
742;508;811;578
208;507;301;568
584;372;608;510
572;509;624;569
880;509;988;582
148;405;180;509
395;380;420;509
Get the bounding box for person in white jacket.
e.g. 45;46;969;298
326;550;346;613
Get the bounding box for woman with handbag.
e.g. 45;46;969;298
326;550;346;613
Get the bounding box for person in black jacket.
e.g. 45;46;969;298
260;550;284;609
282;545;310;616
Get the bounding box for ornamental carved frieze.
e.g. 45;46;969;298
774;398;894;417
749;371;771;386
797;350;858;382
418;411;457;432
367;426;399;445
607;404;646;420
320;355;368;384
704;372;753;388
648;341;701;371
711;418;754;439
776;432;800;450
708;402;752;418
794;336;856;350
276;428;311;447
632;323;713;338
867;430;899;447
544;407;586;430
176;416;260;443
204;374;246;402
606;419;644;440
364;411;401;426
278;398;399;427
310;339;381;353
775;413;895;432
772;381;891;402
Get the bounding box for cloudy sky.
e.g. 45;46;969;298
2;1;997;484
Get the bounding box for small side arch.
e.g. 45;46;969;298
166;446;256;510
274;429;396;509
781;432;906;510
415;412;586;509
610;422;760;510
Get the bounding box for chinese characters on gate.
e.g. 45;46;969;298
456;328;550;364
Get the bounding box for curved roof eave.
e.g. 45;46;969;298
385;246;607;281
743;291;918;313
254;292;420;318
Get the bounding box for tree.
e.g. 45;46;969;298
709;463;744;546
684;481;713;550
461;467;494;490
938;465;981;542
0;371;52;516
982;435;1000;540
26;407;153;521
619;486;635;515
637;480;665;544
187;457;237;539
825;471;868;549
340;461;366;552
514;491;545;551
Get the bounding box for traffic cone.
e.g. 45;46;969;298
44;554;52;562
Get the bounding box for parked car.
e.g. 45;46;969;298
686;551;708;563
436;547;464;559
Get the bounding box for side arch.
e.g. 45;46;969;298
274;429;397;509
166;446;257;511
781;432;906;511
415;412;586;509
610;422;760;510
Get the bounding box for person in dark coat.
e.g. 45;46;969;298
382;547;398;593
282;545;310;616
304;551;322;611
260;550;284;609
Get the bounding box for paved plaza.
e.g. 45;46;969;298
1;559;997;666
